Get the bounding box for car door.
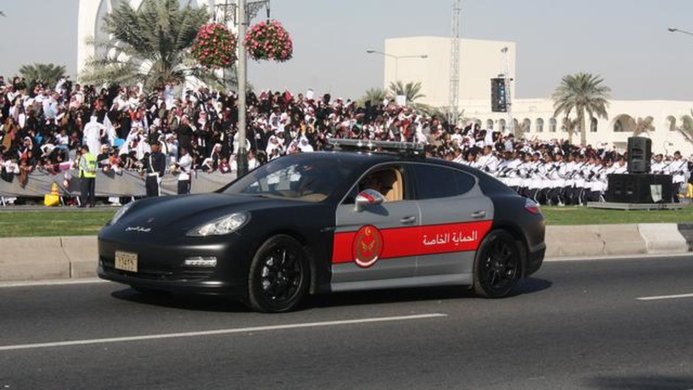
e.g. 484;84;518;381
331;164;421;292
409;163;494;284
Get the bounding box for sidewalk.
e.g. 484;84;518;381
0;223;691;282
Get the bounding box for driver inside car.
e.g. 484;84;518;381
359;173;392;198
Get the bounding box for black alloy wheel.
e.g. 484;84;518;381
248;235;309;313
473;230;521;298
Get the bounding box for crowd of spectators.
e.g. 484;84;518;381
0;74;689;205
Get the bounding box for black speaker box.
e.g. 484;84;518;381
627;137;652;174
606;174;673;203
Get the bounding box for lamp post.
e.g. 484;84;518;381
216;0;269;177
668;27;693;37
365;50;428;83
236;0;248;177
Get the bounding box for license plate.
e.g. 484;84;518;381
115;251;138;273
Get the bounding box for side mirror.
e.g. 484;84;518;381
355;189;385;212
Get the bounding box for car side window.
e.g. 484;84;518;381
411;164;476;200
343;166;407;204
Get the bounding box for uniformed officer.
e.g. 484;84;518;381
143;141;167;197
176;146;193;195
547;153;565;206
651;154;666;175
77;144;97;208
668;151;688;203
477;146;499;175
516;152;532;198
505;152;522;194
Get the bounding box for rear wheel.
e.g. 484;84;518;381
247;235;310;313
473;230;521;298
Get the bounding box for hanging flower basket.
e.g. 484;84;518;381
245;20;293;62
192;23;237;69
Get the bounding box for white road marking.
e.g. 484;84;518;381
637;293;693;301
0;278;107;288
546;252;693;262
0;313;447;352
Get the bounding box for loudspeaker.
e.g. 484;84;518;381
606;174;673;203
490;78;507;113
627;137;652;174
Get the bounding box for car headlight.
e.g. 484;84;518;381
187;212;249;237
110;202;135;225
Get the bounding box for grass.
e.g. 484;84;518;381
0;210;115;237
541;205;693;225
0;205;691;237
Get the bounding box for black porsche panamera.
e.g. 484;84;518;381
98;141;545;312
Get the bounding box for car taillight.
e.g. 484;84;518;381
524;199;541;215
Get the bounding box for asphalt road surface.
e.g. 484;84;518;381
1;256;693;390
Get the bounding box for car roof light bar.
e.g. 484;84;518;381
327;139;425;155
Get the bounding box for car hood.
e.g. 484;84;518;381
112;193;299;235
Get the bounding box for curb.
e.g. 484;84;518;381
0;236;96;281
0;223;692;282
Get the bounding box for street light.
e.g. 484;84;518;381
365;49;428;83
668;27;693;37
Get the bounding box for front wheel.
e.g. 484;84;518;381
473;230;522;298
247;235;310;313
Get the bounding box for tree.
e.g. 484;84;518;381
515;118;531;138
561;116;579;136
359;88;387;106
419;106;465;125
80;0;215;91
675;110;693;143
633;116;655;137
552;72;611;146
19;63;66;87
388;81;425;106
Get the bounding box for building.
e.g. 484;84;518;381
384;36;693;156
77;0;225;76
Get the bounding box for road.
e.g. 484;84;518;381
1;256;693;389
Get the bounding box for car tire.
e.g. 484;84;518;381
247;235;310;313
473;230;521;298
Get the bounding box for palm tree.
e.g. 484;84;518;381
80;0;215;91
676;110;693;143
19;63;66;87
359;88;388;106
633;116;655;137
552;72;611;146
388;81;425;106
419;106;465;125
561;116;579;136
515;118;531;138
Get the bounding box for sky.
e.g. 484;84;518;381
1;0;693;101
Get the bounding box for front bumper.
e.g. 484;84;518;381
98;264;242;295
97;232;253;296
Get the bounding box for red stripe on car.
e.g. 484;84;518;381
331;220;493;264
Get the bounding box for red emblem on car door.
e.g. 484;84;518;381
352;225;383;268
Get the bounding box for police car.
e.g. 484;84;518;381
98;140;546;312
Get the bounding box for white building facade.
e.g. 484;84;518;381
385;36;693;156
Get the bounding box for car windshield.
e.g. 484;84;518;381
223;155;357;202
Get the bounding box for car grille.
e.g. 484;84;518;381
101;257;215;281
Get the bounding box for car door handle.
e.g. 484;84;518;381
400;215;417;225
470;210;487;219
